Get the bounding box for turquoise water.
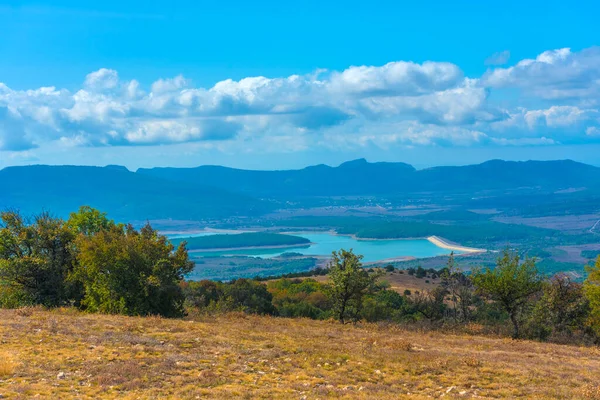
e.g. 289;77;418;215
175;232;460;262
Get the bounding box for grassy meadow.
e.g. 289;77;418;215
1;308;599;399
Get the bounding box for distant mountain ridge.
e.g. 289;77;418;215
138;158;418;196
138;158;600;196
1;159;599;221
0;165;272;221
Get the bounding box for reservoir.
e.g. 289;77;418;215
169;231;463;262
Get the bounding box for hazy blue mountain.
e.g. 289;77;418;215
0;165;273;221
3;159;599;221
139;159;600;196
139;158;417;196
416;159;600;192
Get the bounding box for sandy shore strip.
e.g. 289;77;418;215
427;235;486;254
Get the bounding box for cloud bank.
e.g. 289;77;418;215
1;46;600;154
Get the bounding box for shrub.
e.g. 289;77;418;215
224;279;276;315
584;256;600;337
472;249;543;338
0;211;79;307
328;249;380;323
73;223;194;317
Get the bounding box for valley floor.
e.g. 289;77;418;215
1;309;599;399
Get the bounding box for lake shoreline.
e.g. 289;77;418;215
167;228;486;259
188;242;313;253
283;230;486;254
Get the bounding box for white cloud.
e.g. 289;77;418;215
2;48;600;156
84;68;119;91
327;61;463;96
524;106;599;129
482;47;600;102
488;105;600;145
587;127;600;137
359;80;503;125
151;75;189;93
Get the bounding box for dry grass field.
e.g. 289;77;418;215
1;308;600;399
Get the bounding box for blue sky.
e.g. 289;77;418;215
1;0;600;170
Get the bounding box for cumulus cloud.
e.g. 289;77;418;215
327;61;463;96
0;106;37;151
524;106;599;129
483;47;600;102
488;105;600;145
2;48;600;156
84;68;119;91
151;75;189;94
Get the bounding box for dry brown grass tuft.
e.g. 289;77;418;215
0;356;15;377
92;359;146;388
582;384;600;399
14;306;34;317
384;338;413;351
197;369;226;387
462;355;482;368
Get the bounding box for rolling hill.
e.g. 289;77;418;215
0;165;273;221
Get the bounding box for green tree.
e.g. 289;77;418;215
67;206;114;236
472;249;542;338
440;252;474;323
327;249;378;323
73;223;194;317
583;256;600;337
223;279;276;315
527;274;589;340
361;289;406;322
0;211;77;307
181;280;224;309
409;286;447;322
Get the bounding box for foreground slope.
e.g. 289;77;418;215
1;309;599;399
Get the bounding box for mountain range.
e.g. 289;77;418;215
138;158;600;196
1;159;599;221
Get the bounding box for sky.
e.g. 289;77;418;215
1;0;600;170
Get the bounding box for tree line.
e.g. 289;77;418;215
1;207;600;344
